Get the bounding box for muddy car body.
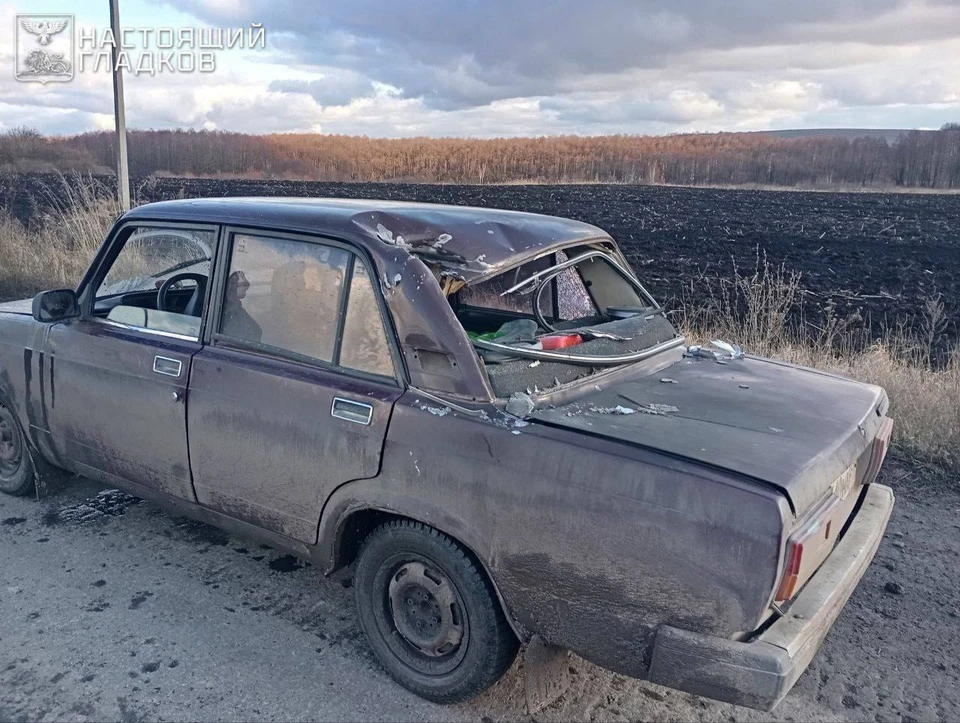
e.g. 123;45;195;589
0;198;894;709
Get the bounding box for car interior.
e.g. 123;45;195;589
447;245;679;396
92;228;215;339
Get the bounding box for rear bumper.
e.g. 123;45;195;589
646;483;895;711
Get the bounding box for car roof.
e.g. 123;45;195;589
124;197;611;283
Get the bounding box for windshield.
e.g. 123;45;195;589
450;243;683;397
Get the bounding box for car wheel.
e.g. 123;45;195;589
0;401;35;496
354;519;519;703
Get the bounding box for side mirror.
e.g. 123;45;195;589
32;289;79;323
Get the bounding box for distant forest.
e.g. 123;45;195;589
3;125;960;189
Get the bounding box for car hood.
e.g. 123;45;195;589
532;354;888;513
0;298;32;315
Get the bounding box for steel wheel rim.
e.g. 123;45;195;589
0;405;23;479
387;560;465;658
372;553;470;676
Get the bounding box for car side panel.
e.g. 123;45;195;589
39;319;200;500
0;312;48;447
187;345;401;543
319;392;789;679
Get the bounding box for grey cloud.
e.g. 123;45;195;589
540;92;723;127
0;105;101;135
269;72;376;107
166;0;954;111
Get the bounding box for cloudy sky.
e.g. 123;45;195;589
2;0;959;137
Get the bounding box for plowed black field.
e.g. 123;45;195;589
5;174;959;340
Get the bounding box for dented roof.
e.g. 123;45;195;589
125;197;611;283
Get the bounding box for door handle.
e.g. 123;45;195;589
331;397;373;426
153;356;182;378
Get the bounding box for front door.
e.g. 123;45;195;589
42;223;218;500
187;230;402;543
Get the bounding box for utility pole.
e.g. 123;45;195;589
109;0;130;211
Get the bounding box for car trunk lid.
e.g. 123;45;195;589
531;354;888;514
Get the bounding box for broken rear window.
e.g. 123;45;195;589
449;244;682;397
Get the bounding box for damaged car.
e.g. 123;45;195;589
0;198;894;710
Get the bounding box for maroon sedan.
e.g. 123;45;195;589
0;198;893;709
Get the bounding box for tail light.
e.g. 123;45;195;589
861;417;894;486
774;419;893;603
774;509;829;602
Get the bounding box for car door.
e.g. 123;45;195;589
187;229;403;543
41;222;218;500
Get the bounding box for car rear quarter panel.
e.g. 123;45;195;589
322;393;791;678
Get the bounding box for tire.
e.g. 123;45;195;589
354;520;519;703
0;401;35;497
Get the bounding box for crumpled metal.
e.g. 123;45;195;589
686;339;745;362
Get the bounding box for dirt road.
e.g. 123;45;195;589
1;466;957;722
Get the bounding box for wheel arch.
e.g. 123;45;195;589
317;488;528;642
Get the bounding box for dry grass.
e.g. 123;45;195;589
0;174;120;300
677;261;960;472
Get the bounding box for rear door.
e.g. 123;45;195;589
187;229;403;543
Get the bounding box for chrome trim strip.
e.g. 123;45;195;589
96;318;199;342
471;334;685;366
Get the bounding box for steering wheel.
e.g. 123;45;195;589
157;272;208;316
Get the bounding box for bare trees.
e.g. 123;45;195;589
3;126;960;189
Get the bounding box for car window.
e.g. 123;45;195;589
340;261;396;377
97;228;212;298
220;233;349;364
97;226;215;338
457;256;554;316
555;262;599;320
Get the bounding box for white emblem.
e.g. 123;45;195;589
15;15;74;84
19;18;69;45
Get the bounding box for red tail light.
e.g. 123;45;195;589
775;529;807;602
774;487;844;602
774;420;893;603
862;417;894;486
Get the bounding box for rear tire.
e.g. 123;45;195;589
354;520;518;703
0;401;35;497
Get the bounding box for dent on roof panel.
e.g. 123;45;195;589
125;198;610;283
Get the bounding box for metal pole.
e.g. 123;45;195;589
109;0;130;211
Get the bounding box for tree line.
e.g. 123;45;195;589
2;125;960;189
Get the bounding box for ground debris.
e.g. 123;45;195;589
48;489;141;524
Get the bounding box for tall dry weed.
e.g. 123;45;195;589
0;173;120;299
